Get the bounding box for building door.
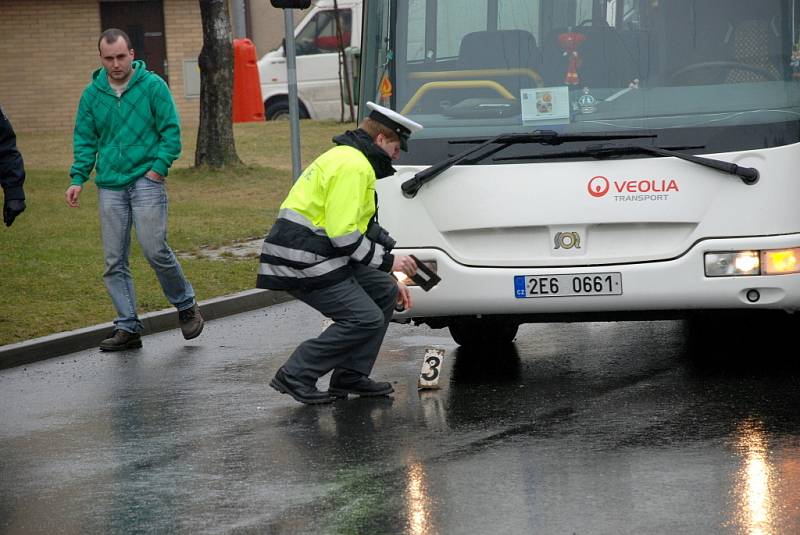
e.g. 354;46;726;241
100;0;168;83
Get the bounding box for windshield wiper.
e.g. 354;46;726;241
495;144;760;185
401;130;657;198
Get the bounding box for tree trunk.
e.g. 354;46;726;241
195;0;241;168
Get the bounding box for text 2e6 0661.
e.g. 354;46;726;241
515;273;623;298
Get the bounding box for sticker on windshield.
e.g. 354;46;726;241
521;86;570;125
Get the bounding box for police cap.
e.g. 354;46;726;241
366;101;423;151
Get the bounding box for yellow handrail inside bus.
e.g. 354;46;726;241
401;80;516;114
409;67;544;87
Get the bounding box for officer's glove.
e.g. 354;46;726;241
3;198;25;227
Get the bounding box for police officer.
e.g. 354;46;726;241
258;102;422;404
0;105;26;227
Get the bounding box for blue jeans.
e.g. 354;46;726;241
98;176;195;333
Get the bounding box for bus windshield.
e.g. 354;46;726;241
362;0;800;158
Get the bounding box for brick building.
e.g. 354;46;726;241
0;0;305;132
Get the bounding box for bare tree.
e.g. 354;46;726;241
195;0;241;167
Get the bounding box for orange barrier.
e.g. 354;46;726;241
233;38;265;122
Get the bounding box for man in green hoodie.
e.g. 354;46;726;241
65;28;203;351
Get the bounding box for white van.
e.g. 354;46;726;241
257;0;361;120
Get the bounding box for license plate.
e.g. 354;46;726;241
514;272;623;298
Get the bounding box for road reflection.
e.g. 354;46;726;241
733;419;776;535
405;460;432;535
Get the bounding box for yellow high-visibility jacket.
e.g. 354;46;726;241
257;143;395;291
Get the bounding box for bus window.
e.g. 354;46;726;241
575;0;594;26
365;0;799;143
794;0;800;79
498;0;541;43
435;1;488;59
620;0;641;31
407;0;427;62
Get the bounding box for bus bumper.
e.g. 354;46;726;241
392;233;800;320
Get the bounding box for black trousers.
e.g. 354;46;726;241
284;264;398;386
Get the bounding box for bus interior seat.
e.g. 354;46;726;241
458;29;539;70
456;30;541;95
724;17;783;82
403;30;540;113
657;0;784;85
540;25;638;89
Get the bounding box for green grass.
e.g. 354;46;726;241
0;120;354;346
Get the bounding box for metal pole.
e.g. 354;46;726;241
283;8;302;181
232;0;246;39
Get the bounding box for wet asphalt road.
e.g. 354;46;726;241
2;301;800;534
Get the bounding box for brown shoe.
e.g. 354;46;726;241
178;304;204;340
99;329;142;351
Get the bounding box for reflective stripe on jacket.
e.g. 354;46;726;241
257;144;394;291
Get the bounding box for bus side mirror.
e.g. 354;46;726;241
270;0;311;8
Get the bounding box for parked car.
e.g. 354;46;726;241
258;0;361;120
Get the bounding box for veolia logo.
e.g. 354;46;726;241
587;175;680;198
587;175;610;197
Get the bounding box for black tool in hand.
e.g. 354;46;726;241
409;255;441;291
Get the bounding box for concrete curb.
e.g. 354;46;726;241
0;289;294;371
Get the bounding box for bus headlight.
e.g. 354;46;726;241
762;248;800;275
705;248;800;277
705;251;760;277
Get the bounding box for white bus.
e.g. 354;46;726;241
359;0;800;346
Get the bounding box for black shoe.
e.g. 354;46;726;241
178;304;204;340
99;329;142;351
269;367;334;405
328;369;394;398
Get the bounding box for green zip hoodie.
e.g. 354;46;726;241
69;60;181;190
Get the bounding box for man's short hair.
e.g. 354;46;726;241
98;28;133;51
359;117;400;143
